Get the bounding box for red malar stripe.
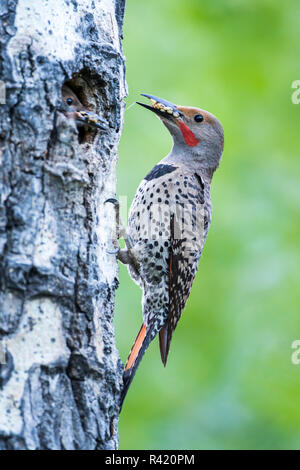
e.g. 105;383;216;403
178;121;199;147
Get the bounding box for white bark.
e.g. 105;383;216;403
0;0;126;450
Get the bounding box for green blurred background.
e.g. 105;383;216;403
114;0;300;449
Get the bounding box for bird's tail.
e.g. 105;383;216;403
120;322;156;410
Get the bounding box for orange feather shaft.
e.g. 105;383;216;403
125;323;147;371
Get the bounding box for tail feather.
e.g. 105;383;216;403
159;325;169;366
120;323;156;410
124;323;146;372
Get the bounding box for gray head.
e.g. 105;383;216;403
137;94;224;175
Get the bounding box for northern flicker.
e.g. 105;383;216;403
112;94;224;409
62;84;108;130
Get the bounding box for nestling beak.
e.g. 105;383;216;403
137;93;183;120
72;109;109;130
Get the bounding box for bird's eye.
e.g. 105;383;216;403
194;114;204;123
66;98;73;105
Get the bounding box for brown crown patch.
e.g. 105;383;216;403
177;106;215;122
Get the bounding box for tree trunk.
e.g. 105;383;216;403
0;0;126;450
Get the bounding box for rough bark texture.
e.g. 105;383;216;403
0;0;126;450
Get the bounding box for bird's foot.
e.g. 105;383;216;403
106;243;138;274
104;197;126;239
105;197;119;207
104;198;140;275
104;197;132;243
105;198;122;255
106;244;120;256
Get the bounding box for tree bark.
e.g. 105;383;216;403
0;0;126;450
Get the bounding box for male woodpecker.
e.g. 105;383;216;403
62;84;108;130
113;94;224;409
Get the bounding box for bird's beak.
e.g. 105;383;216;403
137;94;183;120
73;110;109;131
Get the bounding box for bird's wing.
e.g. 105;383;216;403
159;171;207;365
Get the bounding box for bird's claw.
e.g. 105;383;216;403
106;246;120;255
104;198;120;207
